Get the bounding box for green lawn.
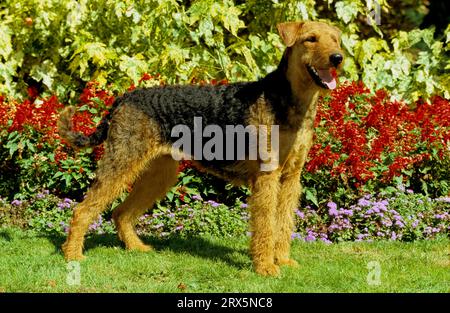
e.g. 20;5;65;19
0;227;448;293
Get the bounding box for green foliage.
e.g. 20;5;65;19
0;0;448;102
137;199;248;238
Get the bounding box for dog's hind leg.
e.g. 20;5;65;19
62;105;166;261
112;155;178;251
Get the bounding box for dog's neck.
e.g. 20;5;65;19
262;55;320;130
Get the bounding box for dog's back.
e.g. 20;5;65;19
118;82;263;143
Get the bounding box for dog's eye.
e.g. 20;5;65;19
305;36;317;43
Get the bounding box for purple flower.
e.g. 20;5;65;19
390;232;397;240
327;202;338;216
11;199;22;206
358;198;371;207
342;209;353;216
168;213;175;218
434;214;444;220
406;189;414;194
207;200;220;207
240;203;248;208
154;223;164;229
57;202;71;210
295;209;305;219
36;193;45;199
395;220;405;228
64;198;73;204
305;234;316;242
393;215;402;221
320;238;332;244
327;202;337;210
412;220;419;228
175;225;184;230
291;233;302;240
436;197;450;203
192;194;203;201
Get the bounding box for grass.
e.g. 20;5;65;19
0;227;448;293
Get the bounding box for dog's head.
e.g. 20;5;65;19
277;21;343;91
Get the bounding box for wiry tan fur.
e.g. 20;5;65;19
59;21;343;276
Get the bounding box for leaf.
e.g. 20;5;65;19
182;175;194;185
30;60;58;89
0;25;12;59
305;188;319;207
335;0;360;24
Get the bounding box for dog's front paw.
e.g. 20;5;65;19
275;258;298;267
62;242;85;261
254;262;280;276
126;242;153;252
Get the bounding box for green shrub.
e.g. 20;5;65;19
0;0;448;102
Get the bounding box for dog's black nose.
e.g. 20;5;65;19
330;53;343;67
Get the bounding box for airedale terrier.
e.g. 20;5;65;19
58;21;343;276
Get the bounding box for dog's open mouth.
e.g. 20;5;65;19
306;65;337;90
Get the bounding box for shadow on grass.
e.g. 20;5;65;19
45;233;249;270
0;229;13;241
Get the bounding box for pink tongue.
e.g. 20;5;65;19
317;69;337;89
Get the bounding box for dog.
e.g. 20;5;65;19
58;21;343;276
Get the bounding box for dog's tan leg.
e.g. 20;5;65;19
62;104;165;261
248;170;281;276
112;155;178;251
274;135;313;267
273;168;302;267
62;154;148;261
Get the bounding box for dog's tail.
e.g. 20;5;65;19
58;98;121;148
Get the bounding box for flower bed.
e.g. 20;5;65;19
0;77;449;242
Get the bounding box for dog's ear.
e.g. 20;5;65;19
277;22;304;47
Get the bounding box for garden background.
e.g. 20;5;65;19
0;0;449;292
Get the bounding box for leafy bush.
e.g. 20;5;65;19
0;191;249;238
1;186;448;243
137;195;248;238
0;0;448;103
